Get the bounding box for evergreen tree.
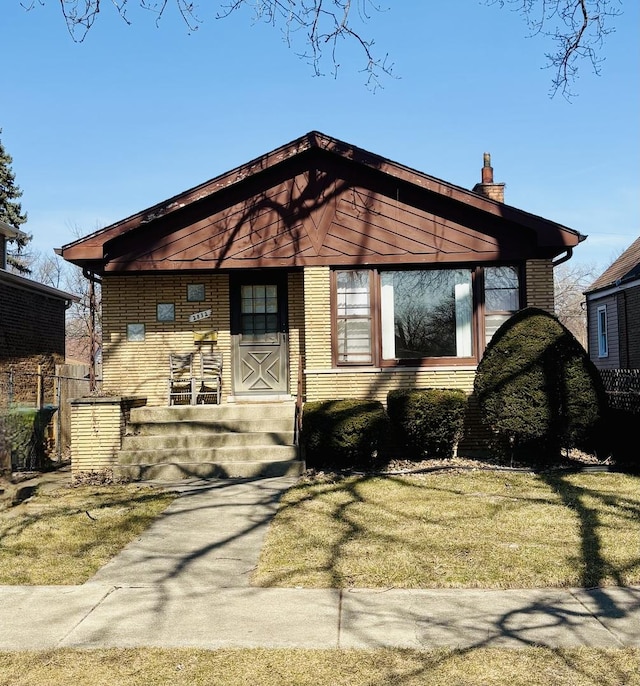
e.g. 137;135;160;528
0;129;30;273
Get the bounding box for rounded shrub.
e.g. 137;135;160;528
301;399;389;470
474;307;608;466
386;388;467;460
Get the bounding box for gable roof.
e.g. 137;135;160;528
58;131;586;274
585;236;640;294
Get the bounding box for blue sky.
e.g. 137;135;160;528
2;1;638;274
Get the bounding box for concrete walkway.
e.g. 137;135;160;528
0;476;639;651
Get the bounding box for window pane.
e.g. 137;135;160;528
485;266;519;311
337;319;372;363
241;298;253;314
336;270;372;364
381;270;472;359
240;284;279;341
266;297;278;313
337;271;370;316
484;266;520;345
598;306;608;357
241;314;255;334
485;314;510;345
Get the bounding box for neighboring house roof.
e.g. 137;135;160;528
0;268;78;303
0;219;28;241
585;236;640;295
58;131;586;274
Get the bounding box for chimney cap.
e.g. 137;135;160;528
481;153;494;184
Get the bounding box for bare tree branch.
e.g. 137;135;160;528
489;0;622;99
22;1;624;95
23;0;393;88
554;261;599;348
217;0;394;89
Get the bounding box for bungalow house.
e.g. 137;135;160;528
584;236;640;372
57;131;585;479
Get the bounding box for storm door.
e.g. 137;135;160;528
230;272;289;395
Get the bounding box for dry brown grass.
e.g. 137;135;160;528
0;648;638;686
254;470;640;589
0;484;176;584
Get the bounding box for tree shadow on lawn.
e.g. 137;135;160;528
260;470;640;590
259;470;640;655
537;471;640;612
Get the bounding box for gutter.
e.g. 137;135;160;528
82;268;102;285
552;248;573;267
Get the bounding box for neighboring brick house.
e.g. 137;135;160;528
58;131;585;418
584;236;640;371
0;220;76;405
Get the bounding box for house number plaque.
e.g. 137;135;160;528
189;309;212;323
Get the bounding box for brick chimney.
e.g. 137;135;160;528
472;152;505;203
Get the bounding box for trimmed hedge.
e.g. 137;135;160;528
386;388;467;460
301;399;388;470
474;307;608;465
0;405;57;472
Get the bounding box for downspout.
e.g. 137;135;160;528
82;269;103;392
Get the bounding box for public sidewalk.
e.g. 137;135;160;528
0;476;638;651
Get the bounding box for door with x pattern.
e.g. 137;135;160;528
230;272;289;396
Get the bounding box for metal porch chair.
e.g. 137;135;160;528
168;352;196;405
195;351;223;404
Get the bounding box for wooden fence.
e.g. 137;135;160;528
0;364;94;466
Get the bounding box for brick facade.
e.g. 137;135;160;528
100;259;556;408
0;275;69;405
525;259;555;311
101;273;232;405
0;279;67;364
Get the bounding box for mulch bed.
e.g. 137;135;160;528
301;450;616;482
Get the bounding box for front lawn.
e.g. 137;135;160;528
253;470;640;589
0;484;177;585
1;648;638;686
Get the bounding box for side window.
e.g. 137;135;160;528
597;305;608;357
484;266;520;344
335;270;373;364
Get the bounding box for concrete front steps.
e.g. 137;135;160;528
115;401;303;481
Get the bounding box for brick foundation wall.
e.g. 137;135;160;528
70;399;124;473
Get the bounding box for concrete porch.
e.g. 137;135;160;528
115;401;303;481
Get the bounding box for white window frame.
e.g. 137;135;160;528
597;305;608;357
